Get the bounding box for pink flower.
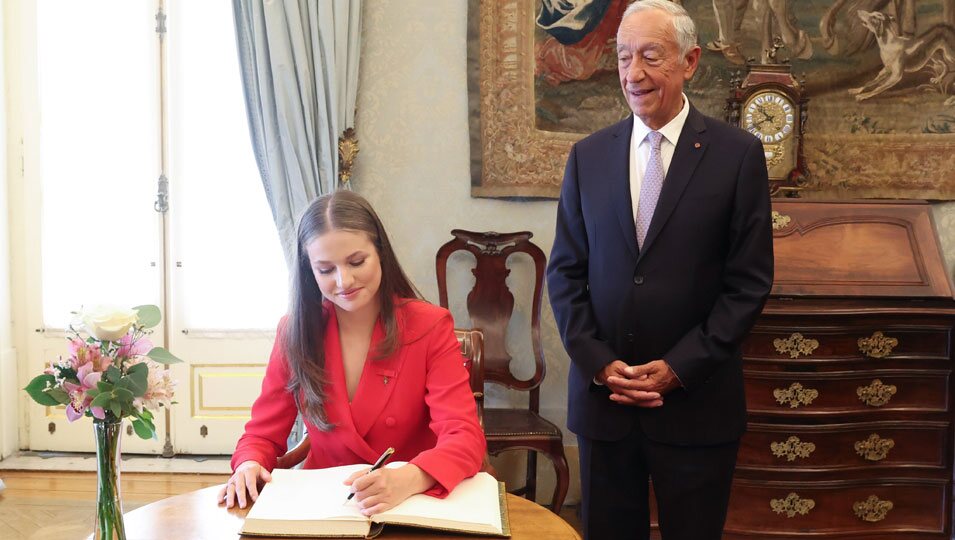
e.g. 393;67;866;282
127;358;176;412
69;339;110;372
117;334;152;360
63;362;105;422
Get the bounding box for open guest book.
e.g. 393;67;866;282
240;463;510;538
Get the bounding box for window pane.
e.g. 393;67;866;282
37;0;161;328
168;1;288;329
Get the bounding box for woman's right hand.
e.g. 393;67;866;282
216;460;272;509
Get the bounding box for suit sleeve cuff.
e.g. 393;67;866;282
663;360;685;389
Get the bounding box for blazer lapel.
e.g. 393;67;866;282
608;117;638;260
349;320;402;438
637;106;708;263
323;309;381;463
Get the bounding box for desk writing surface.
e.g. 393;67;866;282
110;485;580;539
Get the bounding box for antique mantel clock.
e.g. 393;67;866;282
726;59;809;196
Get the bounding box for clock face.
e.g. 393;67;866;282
743;91;796;145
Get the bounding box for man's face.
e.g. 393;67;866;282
616;9;700;130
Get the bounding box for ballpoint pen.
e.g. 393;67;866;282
345;446;396;502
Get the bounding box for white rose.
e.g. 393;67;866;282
81;305;139;342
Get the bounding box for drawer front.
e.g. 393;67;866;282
725;479;948;536
743;326;951;363
739;421;949;471
745;370;949;415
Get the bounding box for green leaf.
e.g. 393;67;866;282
90;392;113;408
146;347;183;365
46;387;71;405
126;368;148;397
113;387;134;402
127;362;148;376
96;380;114;393
105;366;121;384
90;392;112;409
24;375;61;406
109;401;122;419
132;418;156;440
113;378;130;393
134;305;162;329
140;408;154;421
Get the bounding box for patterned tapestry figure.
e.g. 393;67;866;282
850;9;955;103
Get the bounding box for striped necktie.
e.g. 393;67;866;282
636;130;664;249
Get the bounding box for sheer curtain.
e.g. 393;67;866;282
231;0;363;264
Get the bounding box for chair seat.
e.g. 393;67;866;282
483;408;562;440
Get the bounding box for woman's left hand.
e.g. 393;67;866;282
344;463;435;515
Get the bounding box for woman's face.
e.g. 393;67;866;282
305;229;383;317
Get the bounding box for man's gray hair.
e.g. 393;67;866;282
621;0;698;57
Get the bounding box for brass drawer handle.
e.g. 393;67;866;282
773;333;820;358
773;382;819;408
854;434;895;461
770;493;815;517
771;211;792;231
857;331;899;358
771;436;816;461
853;495;893;522
856;379;897;407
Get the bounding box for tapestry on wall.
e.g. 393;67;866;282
469;0;955;200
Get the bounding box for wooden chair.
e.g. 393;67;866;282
275;328;488;471
436;230;569;514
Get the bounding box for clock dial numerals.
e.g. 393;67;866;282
728;65;808;190
743;92;796;144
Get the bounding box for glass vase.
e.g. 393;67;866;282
92;418;126;540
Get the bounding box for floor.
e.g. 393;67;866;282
0;469;230;539
0;452;583;539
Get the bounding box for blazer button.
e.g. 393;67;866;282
385;417;396;427
633;275;645;285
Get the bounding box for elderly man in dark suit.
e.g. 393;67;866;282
546;1;774;539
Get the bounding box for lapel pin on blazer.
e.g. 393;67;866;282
694;142;702;148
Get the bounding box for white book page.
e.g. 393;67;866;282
247;465;369;521
378;472;502;532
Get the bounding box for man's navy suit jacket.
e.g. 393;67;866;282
547;105;774;445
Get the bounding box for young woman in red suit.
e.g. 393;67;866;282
217;191;486;515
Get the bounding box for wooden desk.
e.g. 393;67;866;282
109;486;580;539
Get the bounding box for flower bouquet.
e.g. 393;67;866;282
24;304;183;540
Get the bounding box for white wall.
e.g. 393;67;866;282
0;0;17;459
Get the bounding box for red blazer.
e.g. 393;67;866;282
231;300;486;496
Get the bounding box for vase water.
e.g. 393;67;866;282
92;418;126;540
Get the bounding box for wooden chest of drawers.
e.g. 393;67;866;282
724;201;955;539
